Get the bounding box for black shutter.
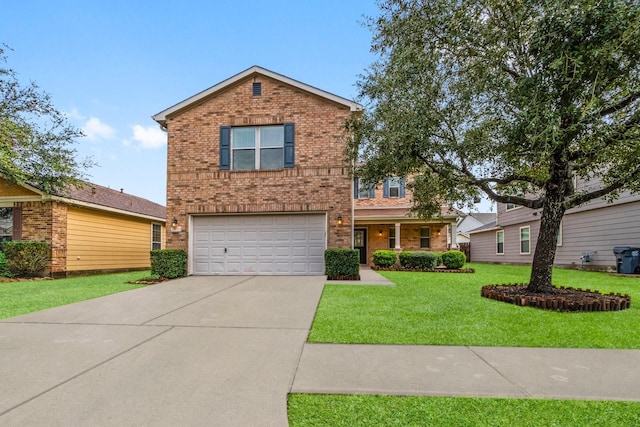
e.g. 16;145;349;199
399;178;406;198
220;126;230;170
354;179;359;199
383;178;389;198
284;123;295;168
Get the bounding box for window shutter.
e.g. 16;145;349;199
354;179;359;199
219;126;230;170
399;178;406;198
369;184;375;198
284;122;295;168
383;178;389;198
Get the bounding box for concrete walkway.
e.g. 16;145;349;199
1;271;639;426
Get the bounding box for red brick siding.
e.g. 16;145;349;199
165;74;353;252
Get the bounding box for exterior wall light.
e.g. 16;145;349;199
172;217;178;227
378;229;383;237
337;215;343;225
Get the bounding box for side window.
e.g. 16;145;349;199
152;223;162;250
520;226;530;254
496;230;504;254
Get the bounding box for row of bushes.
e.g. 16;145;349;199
373;249;466;270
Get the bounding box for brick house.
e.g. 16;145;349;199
353;177;460;264
153;66;359;275
0;178;166;276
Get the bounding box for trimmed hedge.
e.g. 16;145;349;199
3;240;50;277
0;252;9;277
372;249;397;267
399;251;439;270
325;248;359;278
441;250;466;269
150;249;187;279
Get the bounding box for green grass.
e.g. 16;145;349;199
309;263;640;348
0;271;150;319
288;394;640;427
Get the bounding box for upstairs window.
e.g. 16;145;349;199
384;177;406;198
219;123;294;170
354;178;375;199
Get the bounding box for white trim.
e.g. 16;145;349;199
153;66;362;126
557;220;563;247
519;226;531;255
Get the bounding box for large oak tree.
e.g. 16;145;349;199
0;45;93;194
348;0;640;293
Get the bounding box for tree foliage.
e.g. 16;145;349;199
348;0;640;292
0;45;93;194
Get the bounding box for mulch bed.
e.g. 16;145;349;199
127;278;169;285
481;284;631;312
372;266;475;273
327;275;361;281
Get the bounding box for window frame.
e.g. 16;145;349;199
388;226;395;249
151;223;162;251
496;230;504;255
230;125;285;171
388;177;401;198
519;226;530;255
419;226;431;249
356;178;375;199
557;220;563;247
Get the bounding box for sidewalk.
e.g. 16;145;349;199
292;343;640;401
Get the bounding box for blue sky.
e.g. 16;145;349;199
1;0;381;205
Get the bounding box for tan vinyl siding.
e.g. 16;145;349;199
66;206;154;271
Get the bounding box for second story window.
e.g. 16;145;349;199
354;178;375;199
219;123;294;171
384;177;405;198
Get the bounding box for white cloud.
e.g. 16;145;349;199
65;107;86;121
82;117;115;141
130;124;167;149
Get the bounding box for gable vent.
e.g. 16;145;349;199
252;82;262;96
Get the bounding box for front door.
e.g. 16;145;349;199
354;228;367;264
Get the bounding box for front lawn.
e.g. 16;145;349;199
309;263;640;348
288;394;640;427
0;271;150;319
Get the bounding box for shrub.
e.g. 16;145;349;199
0;251;10;277
372;249;397;267
3;240;50;277
399;251;439;269
150;249;187;279
441;250;467;269
325;248;359;277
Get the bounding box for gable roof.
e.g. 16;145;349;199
152;65;362;127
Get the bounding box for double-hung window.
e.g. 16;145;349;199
354;178;375;199
220;123;294;170
232;126;284;170
383;177;405;198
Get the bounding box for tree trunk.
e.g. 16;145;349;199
527;196;567;293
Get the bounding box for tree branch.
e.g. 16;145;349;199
600;91;640;117
565;164;640;208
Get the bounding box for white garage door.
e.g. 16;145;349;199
191;214;326;275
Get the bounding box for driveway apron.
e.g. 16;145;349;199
0;275;325;427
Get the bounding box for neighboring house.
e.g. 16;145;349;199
469;179;640;271
456;213;495;245
0;177;166;276
153;66;359;275
353;177;461;265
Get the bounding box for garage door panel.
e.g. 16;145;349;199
191;214;326;275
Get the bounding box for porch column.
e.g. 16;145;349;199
450;222;458;249
395;223;401;249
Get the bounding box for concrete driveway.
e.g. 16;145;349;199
0;275;325;427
